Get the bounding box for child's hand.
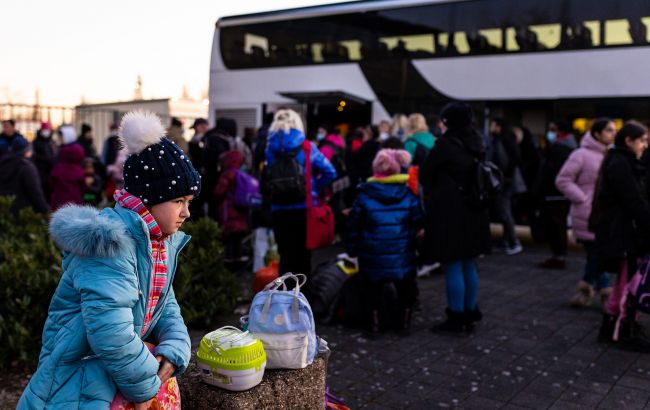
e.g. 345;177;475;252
156;355;176;384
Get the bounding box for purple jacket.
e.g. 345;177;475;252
555;132;608;241
50;143;86;211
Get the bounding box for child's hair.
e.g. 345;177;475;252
614;121;647;148
372;149;411;177
408;113;428;134
270;109;304;133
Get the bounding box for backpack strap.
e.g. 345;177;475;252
303;140;313;210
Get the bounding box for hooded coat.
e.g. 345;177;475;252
0;151;49;214
420;128;491;262
214;150;249;235
18;204;191;409
265;128;337;211
346;174;424;281
50;144;86;211
555;132;608;241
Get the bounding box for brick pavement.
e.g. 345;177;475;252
318;246;650;410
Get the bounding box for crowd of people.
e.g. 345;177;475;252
3;102;650;352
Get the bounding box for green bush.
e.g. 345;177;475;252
0;197;62;366
0;199;237;366
174;218;239;328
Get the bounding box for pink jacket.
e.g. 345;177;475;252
555;132;608;241
319;134;344;162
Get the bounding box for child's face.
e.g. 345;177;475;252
149;195;193;235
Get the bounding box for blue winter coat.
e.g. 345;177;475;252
265;128;337;211
18;204;191;409
346;175;424;281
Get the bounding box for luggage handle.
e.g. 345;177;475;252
259;273;306;325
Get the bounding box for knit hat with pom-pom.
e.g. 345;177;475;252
120;110;201;206
372;149;412;178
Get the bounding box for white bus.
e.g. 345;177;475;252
209;0;650;136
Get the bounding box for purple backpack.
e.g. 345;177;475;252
231;170;262;209
613;256;650;340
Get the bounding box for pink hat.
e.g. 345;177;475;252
40;121;51;131
372;149;412;178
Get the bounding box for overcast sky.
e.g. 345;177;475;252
0;0;353;106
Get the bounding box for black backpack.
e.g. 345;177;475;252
263;144;306;205
411;141;431;168
450;137;503;208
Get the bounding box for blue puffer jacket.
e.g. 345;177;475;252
18;204;191;409
346;175;424;281
265;128;337;211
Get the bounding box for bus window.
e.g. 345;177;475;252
479;28;503;50
244;34;269;56
584;21;600;46
453;32;470;55
340;40;362;61
379;35;435;57
312;43;324;63
631;17;650;44
505;28;519;52
605;19;632;46
530;24;561;49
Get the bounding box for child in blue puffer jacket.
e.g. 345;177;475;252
346;149;424;337
18;111;200;410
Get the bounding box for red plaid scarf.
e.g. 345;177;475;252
114;190;168;336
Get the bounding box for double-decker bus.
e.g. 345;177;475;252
209;0;650;136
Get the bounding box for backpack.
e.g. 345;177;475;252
411;141;430;168
247;273;317;369
319;140;349;194
231;170;262;209
449;137;503;207
612;256;650;341
310;261;350;318
263;146;306;205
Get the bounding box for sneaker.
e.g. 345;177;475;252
537;257;566;270
505;243;523;256
417;262;441;277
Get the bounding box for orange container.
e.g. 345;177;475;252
253;260;280;294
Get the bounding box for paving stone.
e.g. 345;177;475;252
598;385;650;410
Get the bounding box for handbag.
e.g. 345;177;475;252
303;140;335;250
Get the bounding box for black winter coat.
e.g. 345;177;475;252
538;141;574;199
592;148;650;272
420;128;491;262
0;153;49;214
32;134;57;197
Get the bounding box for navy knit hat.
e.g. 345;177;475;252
119;111;201;206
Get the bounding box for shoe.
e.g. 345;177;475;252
537;257;566;270
430;309;466;333
600;287;612;307
569;281;595;308
464;307;483;331
417;262;441;277
364;310;381;340
598;313;616;343
505;243;523;256
397;307;413;337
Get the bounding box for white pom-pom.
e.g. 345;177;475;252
118;110;165;155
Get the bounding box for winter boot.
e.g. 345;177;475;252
464;306;483;331
430;309;466;333
397;307;413;337
569;281;595;308
365;310;381;340
599;287;612;308
598;313;616;343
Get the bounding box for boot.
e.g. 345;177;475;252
598;313;616;343
397;307;413;337
364;310;381;340
464;306;483;331
599;287;612;307
430;309;466;333
569;281;595;308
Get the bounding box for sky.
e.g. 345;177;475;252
0;0;354;107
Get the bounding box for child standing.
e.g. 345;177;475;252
346;149;424;337
50;125;86;211
214;150;250;264
18;111;201;409
82;157;104;206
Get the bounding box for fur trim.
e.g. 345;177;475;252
118;110;165;155
59;125;77;145
269;109;304;134
49;205;133;258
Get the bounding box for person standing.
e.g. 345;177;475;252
592;121;650;351
556;119;616;307
32;121;58;201
77;123;98;158
404;113;435;167
537;121;577;269
188;118;209;218
50;126;87;211
0;119;26;158
264;109;336;278
0;137;49;214
420;102;490;332
489;118;525;255
167;117;189;153
101;123;121;167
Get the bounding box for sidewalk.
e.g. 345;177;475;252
318;246;650;409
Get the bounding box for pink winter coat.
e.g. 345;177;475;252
318;134;344;162
555;132;608;241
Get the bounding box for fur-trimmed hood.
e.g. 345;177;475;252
49;205;135;258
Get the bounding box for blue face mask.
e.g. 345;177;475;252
546;131;557;143
317;132;326;141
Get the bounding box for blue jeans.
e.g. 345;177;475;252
582;241;611;290
443;259;479;313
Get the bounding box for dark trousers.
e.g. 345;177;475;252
272;209;311;278
362;275;417;311
542;200;570;257
224;232;246;262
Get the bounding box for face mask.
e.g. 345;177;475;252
41;130;51;138
546;131;557;143
317;132;326;141
379;132;390;141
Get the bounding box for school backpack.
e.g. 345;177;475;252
411;141;430;168
449;137;503;208
247;273;317;369
612;256;650;341
263;146;306;205
231;170;262;209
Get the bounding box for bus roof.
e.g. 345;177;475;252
216;0;466;27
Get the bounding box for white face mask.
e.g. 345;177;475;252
41;130;51;138
379;132;390;141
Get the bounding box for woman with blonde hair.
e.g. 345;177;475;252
404;113;435;167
